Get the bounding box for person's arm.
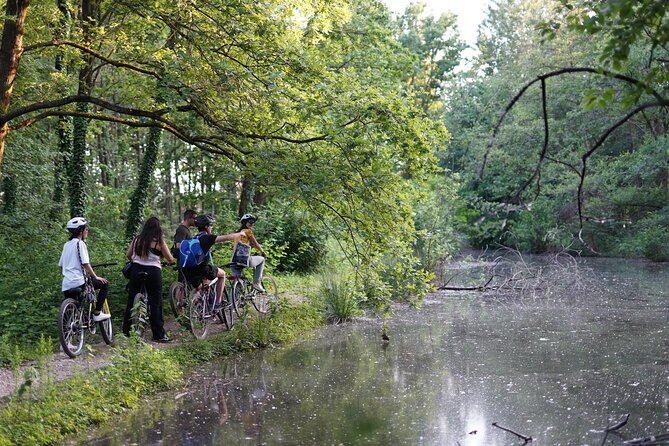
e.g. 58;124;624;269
249;234;266;257
83;263;108;284
126;238;135;261
215;232;244;243
160;238;175;264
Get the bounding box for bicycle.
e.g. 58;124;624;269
167;266;190;327
57;262;116;359
188;275;231;339
228;262;278;317
129;271;151;339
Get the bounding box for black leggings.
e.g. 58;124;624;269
63;277;109;313
123;264;165;339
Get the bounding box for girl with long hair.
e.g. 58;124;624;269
123;216;175;342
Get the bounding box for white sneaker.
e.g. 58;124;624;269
252;283;266;293
93;312;111;322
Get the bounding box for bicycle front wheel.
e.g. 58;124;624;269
232;280;250;318
216;287;231;330
189;292;209;339
99;300;114;345
58;298;84;358
168;281;189;326
253;275;278;314
131;293;148;339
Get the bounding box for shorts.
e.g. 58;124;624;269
183;263;218;288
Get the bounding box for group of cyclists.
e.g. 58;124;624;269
58;211;267;344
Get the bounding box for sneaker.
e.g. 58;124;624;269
92;312;111;322
252;283;266;293
154;335;172;343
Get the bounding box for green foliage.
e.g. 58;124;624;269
413;175;460;270
445;0;668;260
251;202;327;274
1;175;16;215
319;270;361;323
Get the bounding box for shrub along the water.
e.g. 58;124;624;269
0;299;324;446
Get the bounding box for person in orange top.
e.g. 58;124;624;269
231;214;266;291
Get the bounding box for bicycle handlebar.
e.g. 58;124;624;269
91;262;118;268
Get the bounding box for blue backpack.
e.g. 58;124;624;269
179;234;212;268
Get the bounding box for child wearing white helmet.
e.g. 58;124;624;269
58;217;110;321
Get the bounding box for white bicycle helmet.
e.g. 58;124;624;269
240;214;256;225
66;217;88;229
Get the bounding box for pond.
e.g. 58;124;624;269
73;257;669;445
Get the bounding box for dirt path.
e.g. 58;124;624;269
0;316;231;400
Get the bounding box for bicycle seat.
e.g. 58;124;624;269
69;287;83;294
136;271;149;279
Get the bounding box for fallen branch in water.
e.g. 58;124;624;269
439;246;595;299
492;422;533;443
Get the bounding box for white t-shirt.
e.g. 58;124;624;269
58;238;90;291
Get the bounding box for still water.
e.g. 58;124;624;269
77;258;669;445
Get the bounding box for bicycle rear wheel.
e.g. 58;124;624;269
131;293;148;339
58;298;84;358
99;300;114;345
168;281;189;326
253;275;278;314
189;292;209;339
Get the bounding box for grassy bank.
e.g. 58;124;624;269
0;298;324;446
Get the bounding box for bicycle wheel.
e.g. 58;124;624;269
216;287;231;330
224;285;236;329
131;293;148;338
189;292;209;339
99;300;114;345
168;281;189;326
87;303;97;335
253;275;278;314
58;298;84;358
232;280;250;317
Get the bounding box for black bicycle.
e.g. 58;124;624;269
57;263;115;358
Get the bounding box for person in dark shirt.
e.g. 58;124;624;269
182;214;243;309
173;209;197;252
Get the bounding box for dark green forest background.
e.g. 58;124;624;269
0;0;667;344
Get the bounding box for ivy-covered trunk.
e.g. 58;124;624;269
67;0;97;218
125;126;162;240
52;117;71;217
69;109;88;217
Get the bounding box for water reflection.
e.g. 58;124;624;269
73;258;669;445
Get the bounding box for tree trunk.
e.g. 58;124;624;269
238;175;252;218
0;0;31;177
125;127;162;240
